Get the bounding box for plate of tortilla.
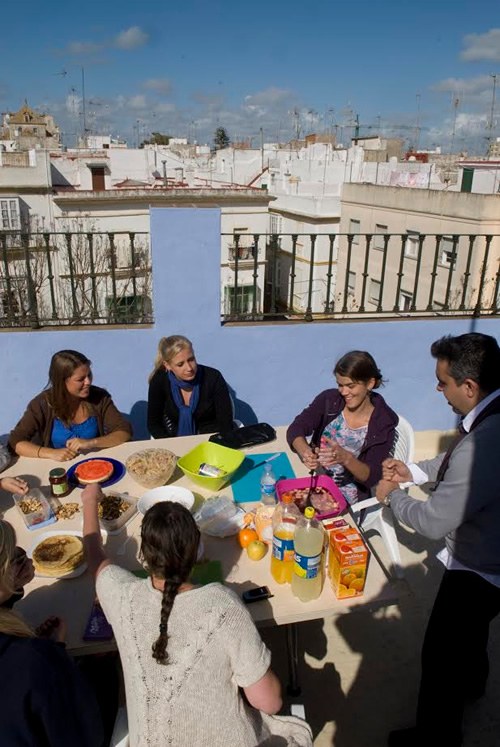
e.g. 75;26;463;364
28;530;87;579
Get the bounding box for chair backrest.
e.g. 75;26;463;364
393;414;415;463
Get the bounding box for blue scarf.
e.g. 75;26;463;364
168;369;201;436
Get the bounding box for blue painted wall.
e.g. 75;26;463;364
1;207;499;441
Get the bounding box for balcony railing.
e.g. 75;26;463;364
221;232;500;322
0;231;153;328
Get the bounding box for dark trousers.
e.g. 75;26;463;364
416;569;500;747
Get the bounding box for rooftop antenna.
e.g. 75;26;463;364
451;96;460;153
414;92;421;150
486;73;497;154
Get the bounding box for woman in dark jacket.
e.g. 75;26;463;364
147;335;234;438
0;519;103;747
287;350;398;504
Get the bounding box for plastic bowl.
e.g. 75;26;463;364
125;448;177;489
177;441;244;491
276;475;347;520
137;485;195;515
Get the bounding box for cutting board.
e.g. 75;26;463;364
231;452;296;504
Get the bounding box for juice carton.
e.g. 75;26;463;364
328;526;369;599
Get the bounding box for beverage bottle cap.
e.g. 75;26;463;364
304;507;315;520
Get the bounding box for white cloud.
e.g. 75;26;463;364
461;28;500;62
65;40;102;56
143;78;172;95
127;95;148;110
432;75;492;95
114;26;149;50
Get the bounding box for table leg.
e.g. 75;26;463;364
286;622;301;696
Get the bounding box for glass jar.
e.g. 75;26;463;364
49;467;70;497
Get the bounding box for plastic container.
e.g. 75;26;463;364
125;448;177;489
276;475;346;520
260;463;277;505
193;496;246;537
177;442;244;491
98;492;137;534
270;493;300;584
291;507;325;602
14;489;56;531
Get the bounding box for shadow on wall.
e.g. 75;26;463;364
128;401;149;441
227;386;259;426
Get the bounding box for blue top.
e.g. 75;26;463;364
51;416;98;448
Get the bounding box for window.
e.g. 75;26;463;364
224;285;256;315
1;199;20;230
440;236;456;268
347;271;356;294
349;219;360;244
374;224;387;250
369;279;381;304
405;230;420;258
269;214;282;234
106;295;151;322
90;167;105;191
399;291;413;312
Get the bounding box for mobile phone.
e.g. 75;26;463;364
83;599;113;641
242;585;273;604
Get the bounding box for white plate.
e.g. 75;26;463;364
28;529;106;579
137;486;195;516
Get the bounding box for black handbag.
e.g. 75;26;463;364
209;423;276;450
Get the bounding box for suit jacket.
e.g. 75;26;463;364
390;395;500;573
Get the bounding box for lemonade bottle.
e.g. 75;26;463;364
270;493;300;584
291;507;325;602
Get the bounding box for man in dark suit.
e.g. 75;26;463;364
376;333;500;747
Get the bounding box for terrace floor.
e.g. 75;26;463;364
261;431;500;747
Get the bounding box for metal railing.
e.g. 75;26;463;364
0;231;153;328
221;232;500;322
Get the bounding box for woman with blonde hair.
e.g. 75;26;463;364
9;349;132;461
0;519;103;745
83;484;312;746
147;335;234;438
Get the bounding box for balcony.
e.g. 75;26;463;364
222;232;500;323
0;230;152;327
227;243;257;265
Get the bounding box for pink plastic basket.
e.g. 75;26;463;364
276;474;347;520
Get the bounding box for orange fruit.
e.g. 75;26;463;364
238;527;258;548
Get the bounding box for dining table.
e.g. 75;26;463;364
1;426;398;693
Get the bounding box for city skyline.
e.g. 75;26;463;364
2;0;500;152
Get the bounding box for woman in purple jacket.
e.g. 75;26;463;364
287;350;398;504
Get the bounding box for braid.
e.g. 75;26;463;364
141;501;201;665
152;577;181;664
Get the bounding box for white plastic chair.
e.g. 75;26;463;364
109;705;129;747
350;414;415;579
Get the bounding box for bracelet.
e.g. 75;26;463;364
382;489;397;507
37;446;42;458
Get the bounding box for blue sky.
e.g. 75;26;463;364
2;0;500;151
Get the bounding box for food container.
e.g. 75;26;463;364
275;475;347;520
125;448;177;489
14;489;56;531
98;491;137;534
177;442;244;491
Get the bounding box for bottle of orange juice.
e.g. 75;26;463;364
270;493;300;584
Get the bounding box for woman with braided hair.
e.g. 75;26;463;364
82;484;312;747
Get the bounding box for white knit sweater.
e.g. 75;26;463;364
97;566;312;747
